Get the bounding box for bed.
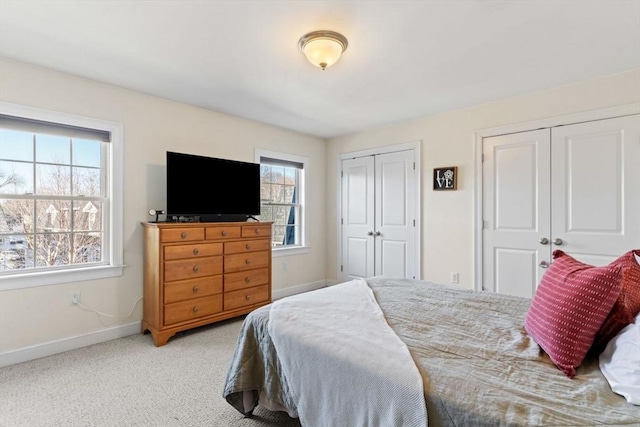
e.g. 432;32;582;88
223;276;640;426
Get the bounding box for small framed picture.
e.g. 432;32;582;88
433;166;457;191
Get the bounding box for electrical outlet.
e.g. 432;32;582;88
282;260;288;271
450;273;459;284
70;291;80;305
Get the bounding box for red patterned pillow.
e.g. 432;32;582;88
591;249;640;354
524;250;623;378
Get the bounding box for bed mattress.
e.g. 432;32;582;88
223;277;640;426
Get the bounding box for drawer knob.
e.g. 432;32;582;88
192;286;199;293
246;295;251;300
193;248;199;255
222;230;227;236
193;265;199;272
245;277;251;283
255;229;261;234
193;306;199;313
246;244;251;250
181;232;187;239
245;259;251;265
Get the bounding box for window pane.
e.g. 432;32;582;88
259;204;273;222
272;225;286;247
0;129;33;161
36;233;71;267
74;201;102;232
0;198;34;233
271;184;284;203
73;166;101;196
73;232;102;264
35;134;70;165
284;185;295;203
271;166;285;184
36;200;72;232
284;167;296;184
72;139;101;167
0;160;33;194
36;164;71;195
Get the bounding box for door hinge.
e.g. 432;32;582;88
341;171;343;178
413;219;415;227
413;162;415;170
483;220;487;229
481;154;485;163
340;265;343;272
341;218;343;225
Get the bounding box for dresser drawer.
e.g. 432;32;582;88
241;224;271;238
164;276;223;304
161;227;205;243
164;256;223;282
224;238;270;255
224;268;269;292
224;251;269;273
164;242;223;261
206;226;242;241
224;285;269;311
164;294;223;326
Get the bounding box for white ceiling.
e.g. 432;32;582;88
1;1;639;139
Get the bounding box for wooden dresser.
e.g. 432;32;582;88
141;221;273;346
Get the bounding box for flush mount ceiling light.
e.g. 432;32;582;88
298;30;348;70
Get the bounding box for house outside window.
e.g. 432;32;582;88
0;102;123;290
255;149;309;255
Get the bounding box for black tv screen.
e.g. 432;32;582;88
166;151;260;221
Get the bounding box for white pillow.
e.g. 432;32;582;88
599;314;640;405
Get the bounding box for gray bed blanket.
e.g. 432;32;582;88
223;278;640;426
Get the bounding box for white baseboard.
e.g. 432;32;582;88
272;279;327;300
0;321;141;368
1;281;328;368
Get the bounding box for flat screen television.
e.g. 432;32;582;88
166;151;260;222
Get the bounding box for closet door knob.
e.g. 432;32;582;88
539;237;549;245
553;238;563;246
367;231;374;236
539;261;550;269
374;231;381;236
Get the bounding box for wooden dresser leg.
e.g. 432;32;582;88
152;330;174;347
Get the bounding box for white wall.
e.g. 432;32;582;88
326;69;640;289
0;57;327;359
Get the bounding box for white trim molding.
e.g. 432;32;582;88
272;279;327;300
0;321;140;368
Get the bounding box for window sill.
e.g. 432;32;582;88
272;246;310;257
0;264;125;291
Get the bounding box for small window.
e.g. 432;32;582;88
256;150;308;252
0;102;123;289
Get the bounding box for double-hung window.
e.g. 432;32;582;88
255;150;308;254
0;102;123;289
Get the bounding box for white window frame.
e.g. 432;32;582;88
255;149;309;257
0;101;124;290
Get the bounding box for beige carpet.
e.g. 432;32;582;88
0;317;302;427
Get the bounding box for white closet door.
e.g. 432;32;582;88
374;150;416;278
483;129;551;297
551;115;640;266
341;156;375;281
483;114;640;297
